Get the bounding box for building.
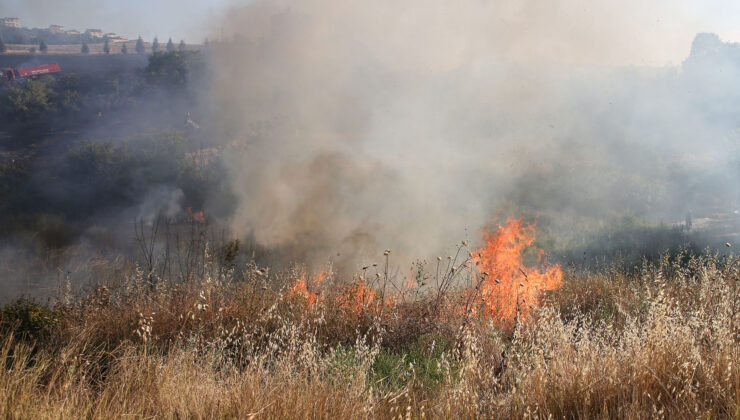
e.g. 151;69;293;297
85;29;103;38
0;17;20;28
49;25;65;34
66;29;81;36
109;36;128;43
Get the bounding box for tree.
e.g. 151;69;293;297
121;43;128;54
135;36;145;54
39;40;48;53
81;42;89;54
103;38;110;55
145;50;197;90
166;38;175;52
178;40;186;51
152;37;159;53
0;35;6;53
29;47;36;54
3;77;54;121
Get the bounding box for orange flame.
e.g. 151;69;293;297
290;270;327;307
187;207;205;222
341;281;377;313
472;218;562;323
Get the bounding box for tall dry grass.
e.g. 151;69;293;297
1;251;739;418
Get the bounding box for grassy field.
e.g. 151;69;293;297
1;220;738;418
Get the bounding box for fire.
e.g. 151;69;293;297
288;270;397;316
472;218;562;323
187;207;205;222
341;281;377;313
289;270;327;307
286;218;560;324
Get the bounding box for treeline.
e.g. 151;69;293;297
0;26;104;45
0;50;201;129
0;51;235;249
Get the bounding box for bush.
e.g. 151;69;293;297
1;299;60;342
1;77;54;121
145;50;201;90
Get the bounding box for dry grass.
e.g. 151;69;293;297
1;251;739;419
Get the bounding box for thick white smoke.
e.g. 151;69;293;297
204;0;740;267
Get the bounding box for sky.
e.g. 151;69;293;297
1;0;740;64
0;0;230;43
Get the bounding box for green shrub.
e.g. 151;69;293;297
371;334;458;392
1;299;61;342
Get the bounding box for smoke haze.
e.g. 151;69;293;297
206;0;740;267
3;0;740;299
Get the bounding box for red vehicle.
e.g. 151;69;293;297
1;63;61;82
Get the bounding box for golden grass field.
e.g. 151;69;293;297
1;221;738;419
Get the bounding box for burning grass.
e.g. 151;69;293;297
1;221;739;418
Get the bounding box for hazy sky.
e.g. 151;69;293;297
1;0;740;65
0;0;229;43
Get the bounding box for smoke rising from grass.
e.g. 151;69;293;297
207;0;740;267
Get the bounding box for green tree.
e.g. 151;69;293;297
178;40;186;50
121;43;128;54
135;36;145;54
103;38;110;54
0;35;6;53
166;37;175;52
81;42;89;54
145;51;198;90
1;77;54;121
39;39;48;53
152;37;159;53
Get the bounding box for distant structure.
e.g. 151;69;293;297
66;29;81;36
0;17;20;28
104;33;128;43
85;29;103;38
49;25;65;34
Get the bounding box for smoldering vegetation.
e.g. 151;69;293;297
2;2;740;417
1;239;739;418
0;50;238;299
2;2;740;300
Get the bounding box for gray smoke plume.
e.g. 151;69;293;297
204;0;740;269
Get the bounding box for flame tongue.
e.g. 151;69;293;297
287;218;562;325
472;218;563;323
290;270;327;306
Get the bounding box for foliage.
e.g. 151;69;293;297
371;334;457;392
0;26;106;45
0;35;6;53
0;299;60;342
1;77;54;121
38;39;47;53
144;50;200;90
152;37;159;53
166;38;175;52
81;42;89;54
0;252;738;418
103;38;110;55
135;36;145;54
